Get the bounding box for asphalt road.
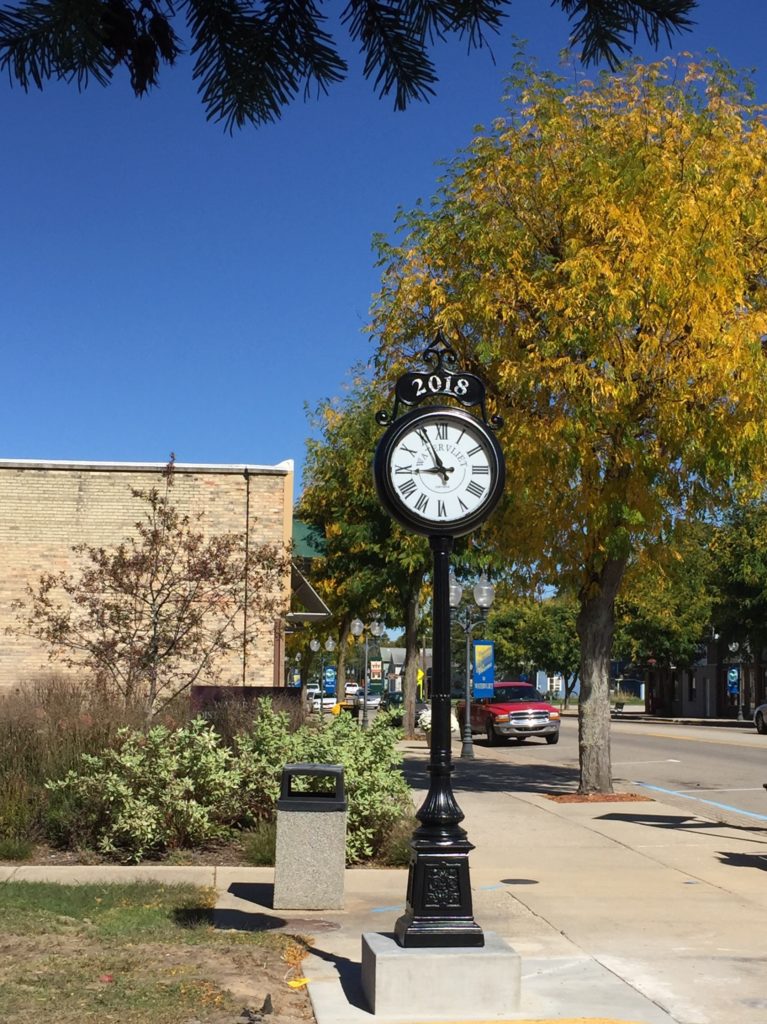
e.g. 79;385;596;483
467;717;767;828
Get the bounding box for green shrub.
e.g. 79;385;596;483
234;702;299;822
288;707;412;863
235;700;413;862
46;719;243;862
41;698;413;865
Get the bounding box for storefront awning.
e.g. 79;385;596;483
286;562;331;624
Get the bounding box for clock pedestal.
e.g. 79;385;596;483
395;535;484;948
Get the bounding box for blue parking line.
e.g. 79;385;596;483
635;781;767;822
371;905;404;913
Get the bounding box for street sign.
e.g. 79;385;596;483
727;666;740;695
369;659;383;680
323;666;337;694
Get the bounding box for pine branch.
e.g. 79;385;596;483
263;0;347;101
558;0;696;69
0;0;113;89
185;0;292;130
342;0;437;110
0;0;699;129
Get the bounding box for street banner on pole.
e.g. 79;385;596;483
472;640;495;698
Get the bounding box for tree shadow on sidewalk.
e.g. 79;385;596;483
401;752;580;795
717;850;767;869
595;810;767;843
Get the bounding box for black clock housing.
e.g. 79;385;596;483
373;405;505;538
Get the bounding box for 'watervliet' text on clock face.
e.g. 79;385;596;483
389;417;493;523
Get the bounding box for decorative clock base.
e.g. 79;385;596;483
394;836;485;947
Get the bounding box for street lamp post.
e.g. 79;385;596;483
449;572;495;759
309;637;336;721
350;618;384;729
729;642;743;722
309;637;321;717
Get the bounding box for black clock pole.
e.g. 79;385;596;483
394;533;484;948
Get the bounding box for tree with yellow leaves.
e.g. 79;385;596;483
371;54;767;792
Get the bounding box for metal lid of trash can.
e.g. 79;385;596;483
277;763;347;811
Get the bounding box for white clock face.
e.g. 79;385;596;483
387;415;495;524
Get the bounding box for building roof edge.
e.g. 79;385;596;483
0;458;293;476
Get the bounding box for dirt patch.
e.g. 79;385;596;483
0;932;314;1024
545;792;654;803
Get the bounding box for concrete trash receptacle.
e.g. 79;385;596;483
272;763;347;910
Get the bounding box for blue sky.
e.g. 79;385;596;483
3;1;766;489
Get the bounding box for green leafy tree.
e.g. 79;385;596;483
0;1;696;130
298;375;431;736
708;500;767;665
10;477;291;717
372;55;767;792
614;522;714;670
489;593;580;704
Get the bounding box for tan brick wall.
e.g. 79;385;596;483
0;460;294;695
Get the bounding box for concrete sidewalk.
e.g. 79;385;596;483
4;738;767;1023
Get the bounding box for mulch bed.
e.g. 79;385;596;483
545;792;654;803
4;840;251;868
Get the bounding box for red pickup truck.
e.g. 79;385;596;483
457;681;561;746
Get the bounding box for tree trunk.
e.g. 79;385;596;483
402;575;424;739
335;616;351;700
576;556;627;794
563;671;578;709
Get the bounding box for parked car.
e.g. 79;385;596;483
345;681;360;697
754;703;767;734
457;681;561;745
310;694;337;713
353;687;383;710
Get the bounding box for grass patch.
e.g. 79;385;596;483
0;882;312;1023
0;881;219;940
242;822;276;866
0;836;33;861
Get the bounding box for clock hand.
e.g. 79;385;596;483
417;429;450;482
417;466;455;476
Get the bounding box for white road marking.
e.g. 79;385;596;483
612;758;681;765
674;787;765;794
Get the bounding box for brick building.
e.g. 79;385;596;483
0;458;295;695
